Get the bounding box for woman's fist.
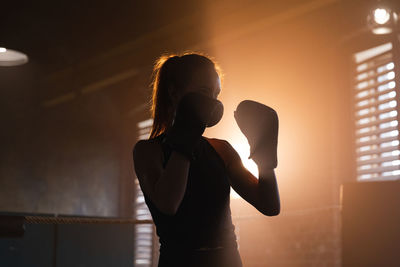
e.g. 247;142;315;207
234;100;278;169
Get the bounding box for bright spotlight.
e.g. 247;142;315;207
367;7;398;35
374;8;391;24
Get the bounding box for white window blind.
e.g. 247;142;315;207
134;118;157;267
353;42;400;181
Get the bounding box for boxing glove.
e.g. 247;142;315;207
163;92;224;159
234;100;278;169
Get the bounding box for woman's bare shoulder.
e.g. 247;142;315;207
205;137;236;151
204;137;241;167
133;138;163;172
205;137;228;144
133;138;159;155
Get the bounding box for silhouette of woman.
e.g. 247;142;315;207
133;53;280;267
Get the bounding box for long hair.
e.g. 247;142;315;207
149;52;222;139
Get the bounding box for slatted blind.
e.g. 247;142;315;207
134;118;157;267
353;42;400;181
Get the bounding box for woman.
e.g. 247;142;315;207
133;53;280;267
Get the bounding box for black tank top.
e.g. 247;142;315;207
143;134;238;252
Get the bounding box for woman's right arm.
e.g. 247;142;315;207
133;92;220;215
133;140;191;215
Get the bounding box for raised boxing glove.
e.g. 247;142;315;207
234;100;278;169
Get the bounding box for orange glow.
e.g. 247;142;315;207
205;105;259;199
230;139;259;199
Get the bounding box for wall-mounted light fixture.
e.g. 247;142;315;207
0;47;29;67
367;5;398;35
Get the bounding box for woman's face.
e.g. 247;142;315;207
171;67;221;106
184;67;221;99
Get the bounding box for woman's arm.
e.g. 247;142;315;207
255;168;280;216
208;138;280;216
133;93;218;216
133;140;191;215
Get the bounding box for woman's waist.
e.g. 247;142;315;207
156;222;236;244
159;238;238;253
158;241;243;267
159;227;237;249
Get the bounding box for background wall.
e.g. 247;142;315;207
202;1;352;266
0;0;209;217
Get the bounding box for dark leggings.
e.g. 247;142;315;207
158;247;243;267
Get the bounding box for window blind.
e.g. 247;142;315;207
134;118;156;267
353;42;400;181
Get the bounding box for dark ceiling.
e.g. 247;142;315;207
0;1;208;71
2;0;400;71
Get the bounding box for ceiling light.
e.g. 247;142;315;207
0;47;29;66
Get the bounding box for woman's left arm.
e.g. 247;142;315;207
209;138;280;216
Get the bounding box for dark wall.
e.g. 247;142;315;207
0;216;135;267
0;1;209;217
0;71;122;216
